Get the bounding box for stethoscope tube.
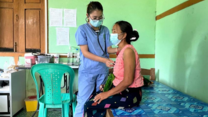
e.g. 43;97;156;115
95;28;108;88
88;24;106;56
96;31;106;56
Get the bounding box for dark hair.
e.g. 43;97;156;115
115;21;139;44
87;1;103;14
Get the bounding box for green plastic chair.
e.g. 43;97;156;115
31;63;76;117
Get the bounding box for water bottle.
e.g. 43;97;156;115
72;48;78;66
54;54;59;63
3;61;8;73
76;49;80;66
67;46;72;65
72;51;76;66
74;49;78;66
67;52;71;65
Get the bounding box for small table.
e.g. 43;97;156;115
16;64;79;69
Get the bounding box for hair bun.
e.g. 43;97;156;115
130;30;139;41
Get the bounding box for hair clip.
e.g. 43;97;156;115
133;29;137;31
130;37;136;40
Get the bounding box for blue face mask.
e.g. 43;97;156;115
110;34;122;46
90;18;103;27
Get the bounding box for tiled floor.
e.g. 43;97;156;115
14;109;62;117
111;81;208;117
15;81;208;117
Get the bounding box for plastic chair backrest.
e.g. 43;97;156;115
31;63;75;104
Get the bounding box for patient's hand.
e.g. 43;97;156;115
94;92;110;104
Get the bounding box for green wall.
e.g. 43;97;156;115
48;0;156;69
48;0;156;55
155;0;208;103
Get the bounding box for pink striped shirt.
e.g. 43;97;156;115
113;44;144;88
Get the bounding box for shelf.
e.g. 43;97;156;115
16;64;79;69
0;114;10;116
0;86;10;93
61;63;79;69
69;66;79;69
0;91;10;93
0;78;10;81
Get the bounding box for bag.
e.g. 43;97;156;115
143;76;153;87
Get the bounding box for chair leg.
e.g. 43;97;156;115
62;103;69;117
38;103;45;117
62;104;65;117
64;103;70;117
72;101;76;116
44;108;48;117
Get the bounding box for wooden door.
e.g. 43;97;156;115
19;0;45;53
0;0;19;52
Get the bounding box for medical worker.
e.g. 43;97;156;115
74;1;118;117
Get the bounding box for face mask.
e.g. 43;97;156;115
110;34;122;46
89;18;103;27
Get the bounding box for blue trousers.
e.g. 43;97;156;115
74;72;108;117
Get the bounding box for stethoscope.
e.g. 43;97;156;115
88;23;107;57
95;29;107;57
94;28;109;86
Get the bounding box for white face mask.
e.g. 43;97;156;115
110;34;122;46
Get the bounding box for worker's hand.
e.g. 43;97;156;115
94;92;109;104
109;68;114;73
104;59;114;67
99;85;105;92
117;47;121;52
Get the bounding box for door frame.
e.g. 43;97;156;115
45;0;48;54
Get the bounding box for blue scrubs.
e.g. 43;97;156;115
74;23;112;117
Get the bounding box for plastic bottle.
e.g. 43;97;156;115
17;60;21;66
76;49;80;66
69;46;80;66
68;46;73;65
3;61;8;73
9;58;15;66
71;47;77;66
72;51;75;66
54;54;59;63
68;52;72;65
